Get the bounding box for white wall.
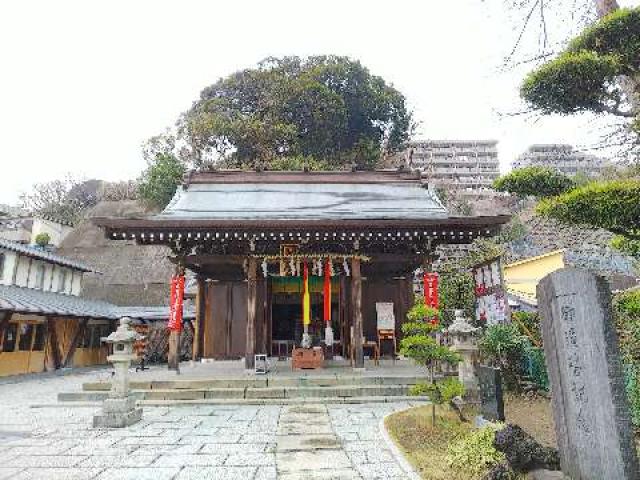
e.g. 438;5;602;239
30;218;73;247
0;247;83;295
0;251;17;285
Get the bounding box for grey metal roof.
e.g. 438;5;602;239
0;284;117;319
114;305;195;322
0;284;195;322
160;182;448;221
0;239;95;273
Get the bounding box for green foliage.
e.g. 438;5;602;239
463;239;505;269
536;179;640;240
495;216;527;244
611;235;640;259
402;320;439;337
400;298;460;375
183;55;413;168
410;378;465;404
406;300;440;324
480;324;527;362
138;153;186;209
624;363;640;427
613;289;640;364
511;311;542;346
613;289;640;427
446;423;506;477
567;8;640;72
521;51;621;115
265;155;334;171
480;324;528;390
521;7;639;129
493;167;575;198
400;333;461;367
34;232;51;247
437;270;476;325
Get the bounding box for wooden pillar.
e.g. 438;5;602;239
45;316;61;371
261;278;269;356
168;330;180;370
0;312;11;349
245;257;257;370
62;318;88;368
192;276;206;362
351;257;364;369
168;264;184;372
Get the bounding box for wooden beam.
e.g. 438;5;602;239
168;330;180;371
46;317;61;370
245;257;257;369
192;276;206;361
351;257;364;369
61;318;88;368
0;312;12;352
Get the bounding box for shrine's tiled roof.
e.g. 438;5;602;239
159;171;448;222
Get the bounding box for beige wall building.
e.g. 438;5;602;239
513;144;608;178
30;217;74;247
405;140;501;193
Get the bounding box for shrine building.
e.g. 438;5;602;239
95;170;509;369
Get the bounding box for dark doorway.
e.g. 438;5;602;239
270;289;341;357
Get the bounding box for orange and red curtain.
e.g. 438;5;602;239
302;262;310;326
168;274;185;332
323;259;331;325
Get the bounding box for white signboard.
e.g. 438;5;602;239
376;302;395;330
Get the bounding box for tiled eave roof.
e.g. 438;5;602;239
0;285;195;322
0;238;95;273
94;215;511;245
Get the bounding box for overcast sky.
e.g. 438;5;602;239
1;0;638;205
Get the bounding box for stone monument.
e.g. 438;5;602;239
538;268;640;480
93;317;143;428
447;309;480;395
477;365;505;422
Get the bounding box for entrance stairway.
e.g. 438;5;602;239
58;374;429;405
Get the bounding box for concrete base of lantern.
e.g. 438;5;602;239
93;396;142;428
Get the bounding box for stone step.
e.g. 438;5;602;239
139;395;431;406
81;374;424;392
60;384;414;402
44;395;430;407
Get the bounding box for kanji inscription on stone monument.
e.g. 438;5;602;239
538;268;640;480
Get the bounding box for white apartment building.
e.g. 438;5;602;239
513;144;608;178
405;140;501;192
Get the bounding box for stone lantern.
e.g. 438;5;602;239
447;309;481;395
93;317;144;428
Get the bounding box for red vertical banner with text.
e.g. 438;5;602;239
168;274;185;332
424;272;439;324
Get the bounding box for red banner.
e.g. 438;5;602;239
167;274;185;332
323;259;331;324
424;272;439;309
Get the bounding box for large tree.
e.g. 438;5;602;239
180;56;413;169
493;166;576;198
521;8;639;121
537;179;640;240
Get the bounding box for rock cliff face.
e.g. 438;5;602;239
437;196;638;286
57;201;174;306
505;206;637;278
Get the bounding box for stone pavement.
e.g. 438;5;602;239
0;371;425;479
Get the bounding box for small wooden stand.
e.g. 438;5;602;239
292;347;324;369
377;328;397;363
